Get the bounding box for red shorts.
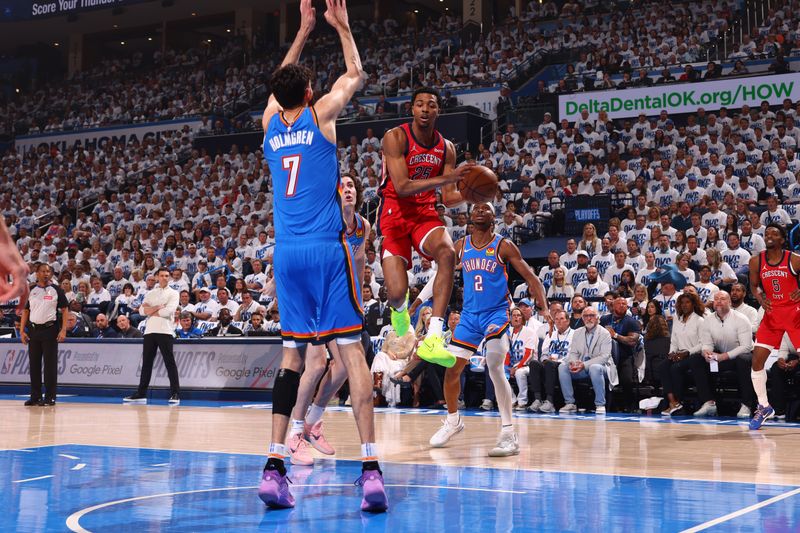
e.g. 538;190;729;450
755;307;800;350
377;197;443;266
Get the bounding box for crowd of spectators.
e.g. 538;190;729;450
548;0;800;93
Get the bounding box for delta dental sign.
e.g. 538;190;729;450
13;118;200;154
558;73;800;120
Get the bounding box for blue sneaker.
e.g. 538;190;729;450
749;404;775;431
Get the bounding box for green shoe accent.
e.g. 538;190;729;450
390;295;410;337
417;334;457;368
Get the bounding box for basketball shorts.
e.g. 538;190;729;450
377;197;443;266
755;307;800;350
273;233;363;344
450;307;511;356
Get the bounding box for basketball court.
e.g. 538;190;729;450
3;396;800;532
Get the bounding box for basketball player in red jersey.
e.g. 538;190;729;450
378;87;473;367
748;224;800;429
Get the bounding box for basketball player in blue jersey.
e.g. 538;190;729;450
428;203;549;456
285;175;370;465
258;0;387;513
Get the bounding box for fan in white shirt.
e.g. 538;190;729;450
604;250;635;288
721;234;751;275
635;251;658;287
693;265;720;305
560;239;580;270
575;266;610;308
653;235;679;268
760;197;793;226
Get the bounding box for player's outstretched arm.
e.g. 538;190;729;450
261;0;316;129
440;140;466;207
314;0;365;127
790;252;800;302
383;130;471;197
0;216;29;312
501;238;550;322
354;219;370;283
749;254;770;311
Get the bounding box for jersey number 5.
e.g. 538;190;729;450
772;278;781;294
282;155;301;197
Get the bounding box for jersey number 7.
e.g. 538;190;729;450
282;155;302;197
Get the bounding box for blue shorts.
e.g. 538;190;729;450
273;233;363;344
451;306;510;355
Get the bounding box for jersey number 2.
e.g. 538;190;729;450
282;155;301;197
474;275;483;292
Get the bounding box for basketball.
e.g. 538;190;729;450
458;165;498;204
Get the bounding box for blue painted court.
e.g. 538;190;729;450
3;443;800;532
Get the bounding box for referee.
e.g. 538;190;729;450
124;267;181;405
19;264;68;406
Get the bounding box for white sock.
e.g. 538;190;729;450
289;419;304;437
752;369;769;407
393;300;407;312
447;411;460;425
268;443;287;457
306;404;326;426
501;423;514;434
427;316;444;338
361;442;378;458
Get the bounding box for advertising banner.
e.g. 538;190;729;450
14;118;201;154
558;73;800;121
0;339;283;389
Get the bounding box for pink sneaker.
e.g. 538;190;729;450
305;421;335;455
258;469;295;509
355;470;388;513
287;433;313;466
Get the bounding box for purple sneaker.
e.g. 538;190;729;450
355;470;388;513
258;469;295;509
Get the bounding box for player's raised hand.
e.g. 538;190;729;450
299;0;316;33
324;0;350;32
446;162;475;185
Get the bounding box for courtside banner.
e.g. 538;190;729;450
14;118;201;154
558;73;800;121
0;339;283;389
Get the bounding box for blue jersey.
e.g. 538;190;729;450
460;233;511;312
264;107;344;239
346;214;366;253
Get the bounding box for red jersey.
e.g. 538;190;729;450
380;123;446;206
759;250;800;309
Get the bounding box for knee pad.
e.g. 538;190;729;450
485;336;510;359
272;368;301;417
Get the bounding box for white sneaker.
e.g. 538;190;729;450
560;403;577;414
480;399;494;411
693;401;717;417
488;430;520;457
457;399;466;410
429;416;465;448
527;399;542;413
595;406;606;415
736;404;752;419
513;402;528;411
539;400;555;413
